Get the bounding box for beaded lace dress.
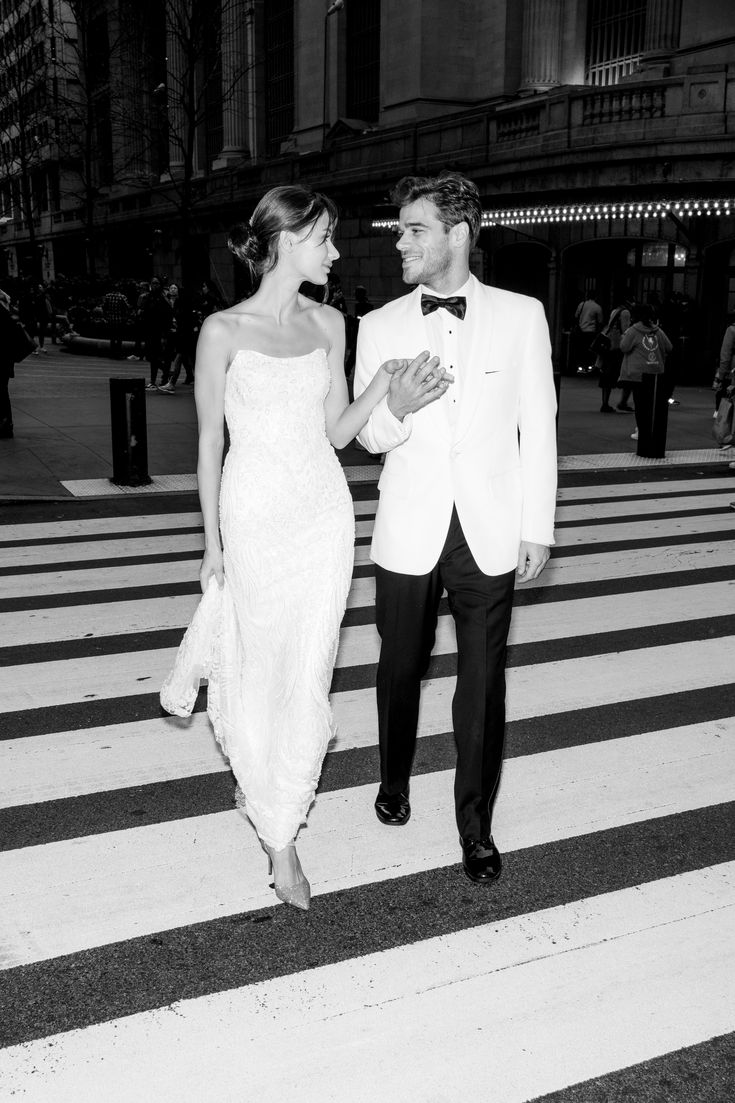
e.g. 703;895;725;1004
161;348;354;849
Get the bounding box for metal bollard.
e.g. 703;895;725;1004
109;377;152;486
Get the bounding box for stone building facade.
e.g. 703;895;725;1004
1;0;733;374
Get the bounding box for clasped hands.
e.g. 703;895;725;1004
381;351;454;421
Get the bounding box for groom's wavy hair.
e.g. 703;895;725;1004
390;172;482;247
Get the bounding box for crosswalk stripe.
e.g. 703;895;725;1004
556;475;735;501
1;469;734;1097
2;722;733;968
3;578;733;653
3;539;735;609
0;500;379;545
2;866;730;1102
2;498;733;572
555;489;735;521
1;631;732;724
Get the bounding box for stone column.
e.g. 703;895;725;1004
644;0;682;54
519;0;563;93
213;0;250;169
246;1;265;161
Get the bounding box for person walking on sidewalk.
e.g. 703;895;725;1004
573;294;603;374
161;284;197;391
142;278;174;391
0;290;18;438
102;284;130;359
597;297;631;412
619;303;673;458
353;171;557;885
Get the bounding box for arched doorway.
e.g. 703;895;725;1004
701;239;735;376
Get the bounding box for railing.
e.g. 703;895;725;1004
496;106;542;143
581;86;665;125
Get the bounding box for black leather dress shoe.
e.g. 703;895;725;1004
374;789;411;826
460;835;502;884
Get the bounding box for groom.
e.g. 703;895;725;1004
353;172;557;884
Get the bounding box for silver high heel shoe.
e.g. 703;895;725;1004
260;840;311;911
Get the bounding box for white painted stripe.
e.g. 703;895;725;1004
527;540;735;590
333;636;735;751
556;475;735;501
1;503;730;577
554;511;735;548
0;531;205;570
0;522;373;570
2;538;732;607
1;608;732;718
2;867;732;1101
7;577;732;650
0;716;228;808
556;490;734;522
0;512;204;542
0;561;378;604
0;501;378;544
1;723;732;967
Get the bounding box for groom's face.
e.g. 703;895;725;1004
396;198;452;288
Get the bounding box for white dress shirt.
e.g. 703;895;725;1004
418;275;474;430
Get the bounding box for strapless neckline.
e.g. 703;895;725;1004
231;348;328;364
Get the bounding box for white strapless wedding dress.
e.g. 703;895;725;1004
161;348;354;848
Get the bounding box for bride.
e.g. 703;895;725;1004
162;185;451;910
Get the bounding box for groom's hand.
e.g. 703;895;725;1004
386;350;453;421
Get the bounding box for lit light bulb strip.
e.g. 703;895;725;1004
371;197;733;231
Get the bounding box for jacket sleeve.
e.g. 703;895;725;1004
719;326;735;378
518;299;557;547
353;311;413;454
658;328;673;358
619;326;636;353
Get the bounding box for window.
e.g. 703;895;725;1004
627;243;686;268
346;0;380;123
585;0;647;87
264;0;294;156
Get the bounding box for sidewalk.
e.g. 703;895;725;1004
0;345;731;500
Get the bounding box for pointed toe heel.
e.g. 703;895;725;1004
260;840;311;911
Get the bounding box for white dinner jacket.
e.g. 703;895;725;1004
353;277;558;576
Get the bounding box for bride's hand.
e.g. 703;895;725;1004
200;545;224;592
380;358;409;376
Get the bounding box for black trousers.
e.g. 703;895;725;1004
0;373;12;427
374;506;515;840
633;372;669;458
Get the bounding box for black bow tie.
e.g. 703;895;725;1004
421;293;467;321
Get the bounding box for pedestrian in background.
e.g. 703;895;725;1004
32;283;56;353
713;313;735;413
597;297;631;413
101;283;130;359
573;293;603;374
142;277;174;392
620;303;672;458
164;284;198;391
0;290;17;438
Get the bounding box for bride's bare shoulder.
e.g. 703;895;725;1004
298;295;344;337
200;305;256;343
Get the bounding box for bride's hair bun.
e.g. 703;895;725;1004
227;221;263;271
229;186;338;280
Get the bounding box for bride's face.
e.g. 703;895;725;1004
289;211;339;285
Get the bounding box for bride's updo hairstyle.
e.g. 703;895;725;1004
228;185;338;279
